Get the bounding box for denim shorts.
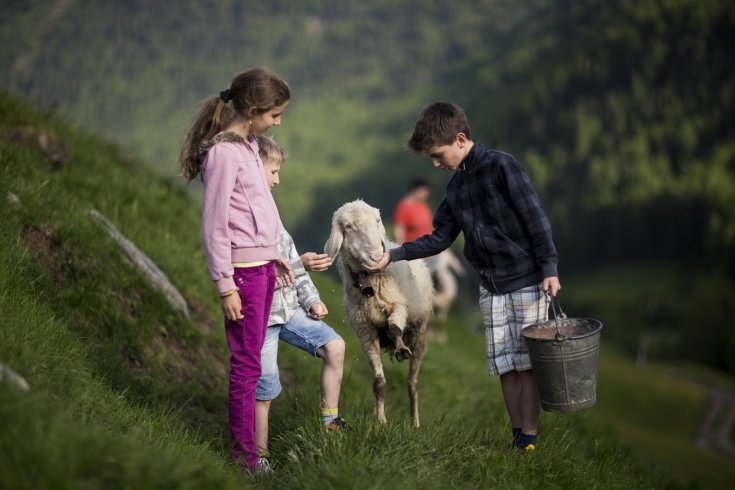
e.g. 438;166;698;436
256;308;342;400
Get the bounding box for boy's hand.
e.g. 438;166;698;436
308;302;328;320
300;252;332;272
543;276;562;297
362;251;391;272
221;293;244;321
275;257;295;287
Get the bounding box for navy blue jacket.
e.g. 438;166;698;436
390;143;558;294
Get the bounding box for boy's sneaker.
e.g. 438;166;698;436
516;433;538;454
325;417;351;431
520;443;537;454
255;451;273;475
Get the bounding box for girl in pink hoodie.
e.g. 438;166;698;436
179;66;294;472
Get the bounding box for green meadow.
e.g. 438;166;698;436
2;91;734;489
3;0;735;487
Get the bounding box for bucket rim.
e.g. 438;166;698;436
521;318;603;341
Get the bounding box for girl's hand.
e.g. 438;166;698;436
300;252;332;272
221;293;243;321
275;257;295;287
543;276;562;297
308;302;328;320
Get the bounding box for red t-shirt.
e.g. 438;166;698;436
393;198;433;243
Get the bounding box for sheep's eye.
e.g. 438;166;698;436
343;223;352;230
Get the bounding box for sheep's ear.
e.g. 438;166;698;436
324;217;344;259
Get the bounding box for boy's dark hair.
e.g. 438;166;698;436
408;176;431;191
407;101;471;153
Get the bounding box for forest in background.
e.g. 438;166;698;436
2;0;734;371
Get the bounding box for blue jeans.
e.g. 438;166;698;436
256;308;341;400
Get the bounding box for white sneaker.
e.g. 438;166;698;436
255;455;273;474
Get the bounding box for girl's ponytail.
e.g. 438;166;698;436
179;95;233;182
179;67;290;182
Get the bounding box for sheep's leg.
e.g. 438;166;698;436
387;304;412;362
407;323;427;428
358;328;387;424
407;349;423;428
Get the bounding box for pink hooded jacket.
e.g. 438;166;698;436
200;132;281;294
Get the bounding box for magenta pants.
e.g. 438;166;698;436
224;262;276;470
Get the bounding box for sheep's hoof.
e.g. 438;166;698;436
394;345;412;362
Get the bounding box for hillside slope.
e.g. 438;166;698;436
0;91;675;489
0;94;241;487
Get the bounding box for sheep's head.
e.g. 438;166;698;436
324;200;387;269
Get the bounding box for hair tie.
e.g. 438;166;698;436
219;89;233;103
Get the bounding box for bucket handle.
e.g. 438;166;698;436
548;295;567;341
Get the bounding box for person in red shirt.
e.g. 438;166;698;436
393;177;433;245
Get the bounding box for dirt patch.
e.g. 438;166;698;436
4;126;66;170
22;223;78;286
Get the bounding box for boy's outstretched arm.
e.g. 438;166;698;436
364;198;461;272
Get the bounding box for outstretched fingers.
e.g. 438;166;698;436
300;252;333;272
275;257;295;286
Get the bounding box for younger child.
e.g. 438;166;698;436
365;101;561;452
179;67;294;472
255;136;349;472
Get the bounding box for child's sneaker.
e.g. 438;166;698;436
325;416;351;431
255;451;273;474
507;427;521;449
516;433;538;453
521;443;537;454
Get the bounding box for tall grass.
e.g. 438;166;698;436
0;91;703;488
1;92;242;488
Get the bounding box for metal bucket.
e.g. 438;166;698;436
521;301;603;413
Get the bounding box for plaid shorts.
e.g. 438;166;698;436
480;283;548;376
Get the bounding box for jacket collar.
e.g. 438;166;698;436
458;141;482;172
198;131;256;161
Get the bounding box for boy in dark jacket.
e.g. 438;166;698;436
365;101;561;452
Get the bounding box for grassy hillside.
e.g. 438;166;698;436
588;347;735;489
0;93;239;487
0;91;699;489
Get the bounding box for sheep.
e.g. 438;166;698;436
325;200;433;427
